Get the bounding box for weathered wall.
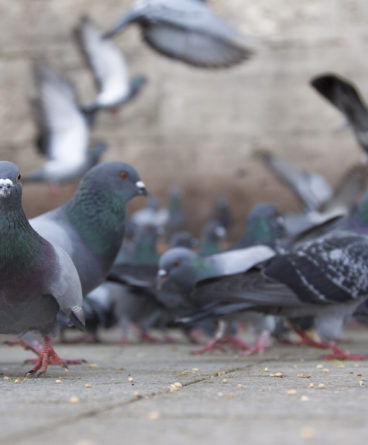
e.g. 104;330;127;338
1;0;368;236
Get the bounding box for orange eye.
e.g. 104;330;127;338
17;173;22;182
120;171;128;179
173;260;181;267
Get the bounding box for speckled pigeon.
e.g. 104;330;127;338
0;161;85;375
104;0;254;68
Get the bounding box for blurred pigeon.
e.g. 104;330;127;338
166;187;185;234
158;246;275;353
210;196;232;230
104;0;254;68
131;197;169;231
24;62;106;188
0;161;84;375
75;16;147;113
181;230;368;360
170;230;198;249
230;203;285;250
30;162;148;295
311;73;368;158
199;220;226;256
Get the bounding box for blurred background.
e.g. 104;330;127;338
2;0;368;238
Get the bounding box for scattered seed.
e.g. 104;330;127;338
69;396;80;404
357;373;362;377
322;368;329;374
337;364;345;369
85;383;92;388
263;368;269;372
287;389;297;396
309;383;315;388
128;377;134;383
14;378;20;384
55;379;62;384
359;380;364;387
300;426;316;440
300;395;309;401
134;391;142;399
318;384;326;389
354;363;360;368
274;372;283;378
297;374;311;379
316;364;323;369
215;371;225;377
222;379;228;384
84;363;98;369
3;376;9;380
169;382;183;392
148;411;160;421
236;384;243;388
192;368;199;372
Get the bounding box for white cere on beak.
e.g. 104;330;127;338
136;180;146;190
0;178;13;197
158;269;168;277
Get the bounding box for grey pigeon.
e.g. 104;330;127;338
181;230;368;360
30;162;148;296
0;161;84;375
170;230;198;249
230;202;285;250
158;246;275;353
25;62;106;187
199;220;226;256
211;196;232;230
311;74;368;158
166;187;185;235
104;0;254;68
75;16;147;113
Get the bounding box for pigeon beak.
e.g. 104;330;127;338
0;178;13;198
157;269;168;290
136;180;148;196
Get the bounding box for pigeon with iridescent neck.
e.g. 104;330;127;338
199;220;226;256
0;161;84;375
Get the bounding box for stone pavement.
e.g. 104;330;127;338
1;330;368;445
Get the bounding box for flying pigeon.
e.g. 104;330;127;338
311;73;368;158
104;0;254;68
75;16;147;113
0;161;85;375
24;62;107;189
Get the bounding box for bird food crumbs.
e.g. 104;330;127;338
274;372;283;378
169;382;183;392
316;364;323;369
322;368;329;373
134;391;142;399
359;381;364;387
338;364;345;369
192;368;199;372
301;395;309;401
236;384;243;388
14;378;20;384
3;376;9;380
148;411;160;421
287;389;297;396
128;377;134;382
85;383;92;388
84;363;98;369
297;374;311;379
55;379;62;384
318;384;326;389
354;363;360;368
69;396;80;404
300;426;316;440
222;379;228;384
263;368;269;372
215;371;225;377
357;373;363;377
309;383;315;388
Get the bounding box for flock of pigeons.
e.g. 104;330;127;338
2;0;368;377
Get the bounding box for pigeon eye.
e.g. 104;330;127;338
120;171;128;180
173;260;181;267
17;173;22;182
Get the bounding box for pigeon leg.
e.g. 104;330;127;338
294;329;330;349
191;337;227;354
26;336;69;377
240;331;271;356
323;342;366;360
223;335;250;351
137;327;158;343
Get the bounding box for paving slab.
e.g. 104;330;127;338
1;330;368;445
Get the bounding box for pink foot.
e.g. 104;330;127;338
192;338;226;355
26;337;71;377
294;329;330;349
138;329;158;343
323;343;366;361
188;329;206;344
223;335;250;351
240;332;271;357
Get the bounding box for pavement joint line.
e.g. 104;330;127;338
2;362;257;444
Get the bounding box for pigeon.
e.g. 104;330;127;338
199;220;226;256
210;196;233;230
169;230;198;249
311;73;368;158
104;0;254;68
180;230;368;360
24;62;106;188
131;197;169;231
230;203;285;250
166;187;185;235
75;15;147;113
157;245;275;353
0;161;85;375
30;162;148;296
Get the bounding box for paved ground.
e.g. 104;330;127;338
1;329;368;445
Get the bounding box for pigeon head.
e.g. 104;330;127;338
0;161;22;204
242;203;285;247
79;162;148;201
158;247;199;294
170;231;198;249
